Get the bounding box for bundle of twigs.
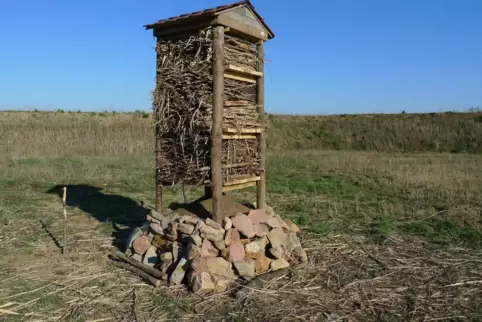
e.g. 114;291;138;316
153;30;261;185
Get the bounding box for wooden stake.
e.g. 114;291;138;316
111;261;162;288
256;41;266;210
211;25;225;224
155;129;163;212
62;186;68;256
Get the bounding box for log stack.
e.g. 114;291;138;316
118;202;307;294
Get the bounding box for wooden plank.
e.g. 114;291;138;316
223;128;262;134
222;181;257;192
224;176;261;187
216;14;268;41
211;26;225;224
222;134;257;140
224;72;257;83
226;64;263;77
225;100;250;107
256;41;266;210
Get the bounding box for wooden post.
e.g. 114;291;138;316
62;187;68;256
155;133;163;212
211;25;225;224
256;41;266;210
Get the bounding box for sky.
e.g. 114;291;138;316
0;0;481;115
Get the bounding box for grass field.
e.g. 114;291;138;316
0;112;481;321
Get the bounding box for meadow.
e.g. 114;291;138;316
0;111;481;321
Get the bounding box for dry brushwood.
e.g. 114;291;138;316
153;29;262;186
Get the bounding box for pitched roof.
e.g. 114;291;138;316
144;0;274;39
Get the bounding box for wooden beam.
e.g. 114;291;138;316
226;64;263;77
216;14;268;41
256;41;266;210
211;25;225;224
224;176;261;187
224;72;257;83
222;134;257;139
222;181;257;192
223;128;262;134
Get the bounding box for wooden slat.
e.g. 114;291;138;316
224;100;250;107
224;72;257;84
223;134;257;139
223;128;262;134
222;181;257;192
223;176;261;187
226;64;263;77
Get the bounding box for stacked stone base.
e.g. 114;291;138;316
124;203;307;294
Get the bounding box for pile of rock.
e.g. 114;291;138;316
123;202;307;294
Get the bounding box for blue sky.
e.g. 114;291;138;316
1;0;481;115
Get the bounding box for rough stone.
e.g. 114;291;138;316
239;239;250;245
149;222;163;235
125;227;143;251
152;234;167;248
147;232;154;244
200;223;224;236
201;239;219;257
159;251;173;261
231;214;255;238
190;235;203;247
188;271;215;294
181;215;200;225
265;205;275;216
147;214;161;225
170;258;188;285
192;220;204;235
267;228;286;249
253;223;270;237
234;260;255;280
245;237;267;254
177;223;195;235
266;216;283;229
205;257;233;276
142;246;158;266
161;216;173;230
130;252;142;262
268;246;284;259
284;233;302;252
158;259;173;274
254;255;271;274
223;217;233;231
292;246;308;263
246;251;264;259
200;195;251;219
149;209;164;221
212;274;231;292
214;240;226;251
132;236;150;255
270;258;289;271
201;232;224;242
206;218;223;230
191;257;208;272
227;243;245;263
224;228;241;246
276;215;290;230
187;242;201;260
248;209;270;224
284;219;301;233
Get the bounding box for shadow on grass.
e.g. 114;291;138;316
46;184;149;248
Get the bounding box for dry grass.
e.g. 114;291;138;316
0;111;481;321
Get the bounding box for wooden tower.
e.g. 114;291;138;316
144;0;274;223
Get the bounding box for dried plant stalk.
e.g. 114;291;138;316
153;29;261;186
